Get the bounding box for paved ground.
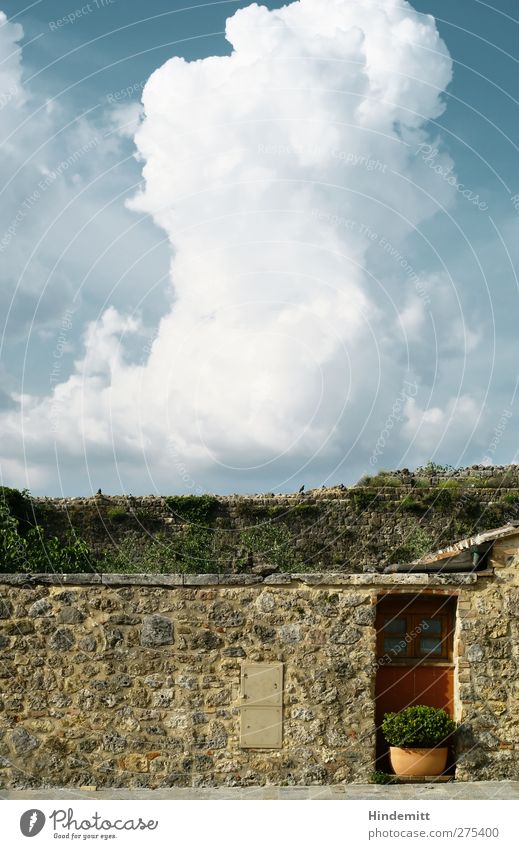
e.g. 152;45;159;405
1;781;518;800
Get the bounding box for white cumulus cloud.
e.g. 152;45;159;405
0;0;488;493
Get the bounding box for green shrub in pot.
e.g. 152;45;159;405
382;705;456;748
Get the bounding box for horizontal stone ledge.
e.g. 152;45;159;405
0;573;103;586
266;573;479;586
263;574;294;585
182;574;219;586
182;574;262;586
0;571;479;587
101;573;184;587
217;575;263;586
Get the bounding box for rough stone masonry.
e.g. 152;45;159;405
0;532;517;788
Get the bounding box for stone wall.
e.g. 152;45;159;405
30;480;519;572
0;574;378;788
0;553;517;788
454;533;519;780
413;464;519;483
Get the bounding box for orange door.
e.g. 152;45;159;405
375;594;456;770
377;665;454;715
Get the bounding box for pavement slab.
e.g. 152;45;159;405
1;781;518;800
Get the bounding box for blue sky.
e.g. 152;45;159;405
0;0;517;495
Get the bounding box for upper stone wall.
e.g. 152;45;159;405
28;476;519;573
367;464;519;485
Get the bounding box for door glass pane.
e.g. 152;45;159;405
418;617;442;634
384;637;407;655
420;637;443;655
384;617;406;633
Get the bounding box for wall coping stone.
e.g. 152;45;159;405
0;572;481;587
0;573;103;585
182;574;219;586
102;573;183;587
265;573;479;586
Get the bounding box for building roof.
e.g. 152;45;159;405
415;521;519;564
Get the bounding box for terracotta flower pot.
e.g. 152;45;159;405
389;746;449;777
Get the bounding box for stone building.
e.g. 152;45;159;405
0;522;518;788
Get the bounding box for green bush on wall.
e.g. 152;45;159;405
400;496;426;513
239;521;300;571
106;506;129;523
164;495;219;524
0;492;29;571
0;490;92;573
381;705;456;748
0;486;38;533
389;526;433;563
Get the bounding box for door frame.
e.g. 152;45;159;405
373;591;460;773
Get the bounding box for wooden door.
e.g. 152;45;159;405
375;594;456;770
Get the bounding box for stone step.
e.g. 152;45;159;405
391;775;454;783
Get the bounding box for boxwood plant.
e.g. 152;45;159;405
382;705;456;748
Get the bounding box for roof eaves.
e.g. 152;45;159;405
413;521;519;564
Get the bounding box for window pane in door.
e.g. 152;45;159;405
384;617;406;633
384;637;406;655
419;618;442;634
420;637;443;655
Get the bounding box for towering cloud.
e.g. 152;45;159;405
2;0;480;493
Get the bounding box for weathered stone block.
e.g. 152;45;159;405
252;624;276;643
353;606;375;625
119;754;149;772
58;606;85;624
222;646;246;657
191;630;222;650
309;682;338;704
280;624;302;644
78;635;97;652
55;591;77;604
151;689;175;708
209;604;244;627
255;591;276;613
291;707;315;721
141;615;174;646
49;628;75;651
104;628;124;648
205;688;230;707
143;674;163;688
28;598;53;618
192;711;207;725
109;614;141;625
329;625;362;645
467;643;484;662
9;727;39;755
